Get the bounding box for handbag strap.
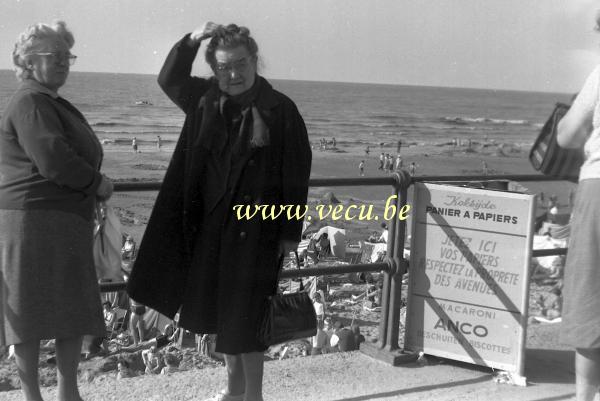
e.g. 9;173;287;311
273;250;305;295
294;251;304;291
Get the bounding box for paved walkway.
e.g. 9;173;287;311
1;347;576;401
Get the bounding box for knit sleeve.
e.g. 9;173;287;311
157;34;212;113
13;94;102;194
557;66;600;149
571;65;600;120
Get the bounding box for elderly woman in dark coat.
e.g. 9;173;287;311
127;22;311;401
0;21;113;401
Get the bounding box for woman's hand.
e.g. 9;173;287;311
190;21;219;43
96;174;114;201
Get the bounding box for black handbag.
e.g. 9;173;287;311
529;102;584;183
257;252;317;346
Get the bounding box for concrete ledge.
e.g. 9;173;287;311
360;342;419;365
0;349;575;401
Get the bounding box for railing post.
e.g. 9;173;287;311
384;171;410;351
360;170;418;364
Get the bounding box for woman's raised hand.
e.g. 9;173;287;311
190;22;219;43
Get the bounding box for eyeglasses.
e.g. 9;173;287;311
29;52;77;66
214;57;253;74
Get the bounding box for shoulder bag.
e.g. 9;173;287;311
529;102;584;183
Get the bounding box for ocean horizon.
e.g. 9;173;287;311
0;69;573;149
0;68;573;95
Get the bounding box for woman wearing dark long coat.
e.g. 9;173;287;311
127;22;311;401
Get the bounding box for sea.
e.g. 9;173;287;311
0;69;572;148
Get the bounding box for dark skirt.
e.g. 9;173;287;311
178;201;280;354
560;179;600;349
0;209;105;346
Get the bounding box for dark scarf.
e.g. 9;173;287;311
218;76;270;156
195;76;271;215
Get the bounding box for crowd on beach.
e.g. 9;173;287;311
88;229;381;379
129;135;163;153
92;280;375;381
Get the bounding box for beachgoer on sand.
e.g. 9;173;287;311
132;137;138;152
351;324;366;347
157;135;162;150
359;160;365;176
329;321;358;352
0;21;113;401
103;301;116;330
395;155;402;171
409;162;417;175
122;235;136;260
129;299;146;346
142;345;164;374
312;292;325;324
556;14;600;399
316;233;331;258
116;359;134;379
161;353;180;374
310;320;329;356
378;152;384;170
367;230;380;243
378;223;388;243
127;21;311;401
382;154;389;171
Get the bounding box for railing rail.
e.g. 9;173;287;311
108;172;568;364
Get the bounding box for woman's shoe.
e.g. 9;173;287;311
203;390;244;401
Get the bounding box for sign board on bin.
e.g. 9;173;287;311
404;183;535;379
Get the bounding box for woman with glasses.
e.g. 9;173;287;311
128;22;311;401
0;21;113;401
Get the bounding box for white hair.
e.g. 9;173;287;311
12;21;74;81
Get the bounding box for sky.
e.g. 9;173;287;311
0;0;599;93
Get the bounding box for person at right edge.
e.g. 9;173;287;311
126;22;311;401
557;12;600;401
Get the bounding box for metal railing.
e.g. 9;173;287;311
102;172;567;364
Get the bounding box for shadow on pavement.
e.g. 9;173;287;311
530;394;575;401
329;375;490;401
525;348;574;384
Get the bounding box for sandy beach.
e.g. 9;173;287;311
101;138;577;246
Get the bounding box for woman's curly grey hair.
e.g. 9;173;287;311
12;21;74;81
204;24;259;67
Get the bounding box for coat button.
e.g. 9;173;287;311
248;159;256;167
243;195;251;203
240;231;247;240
